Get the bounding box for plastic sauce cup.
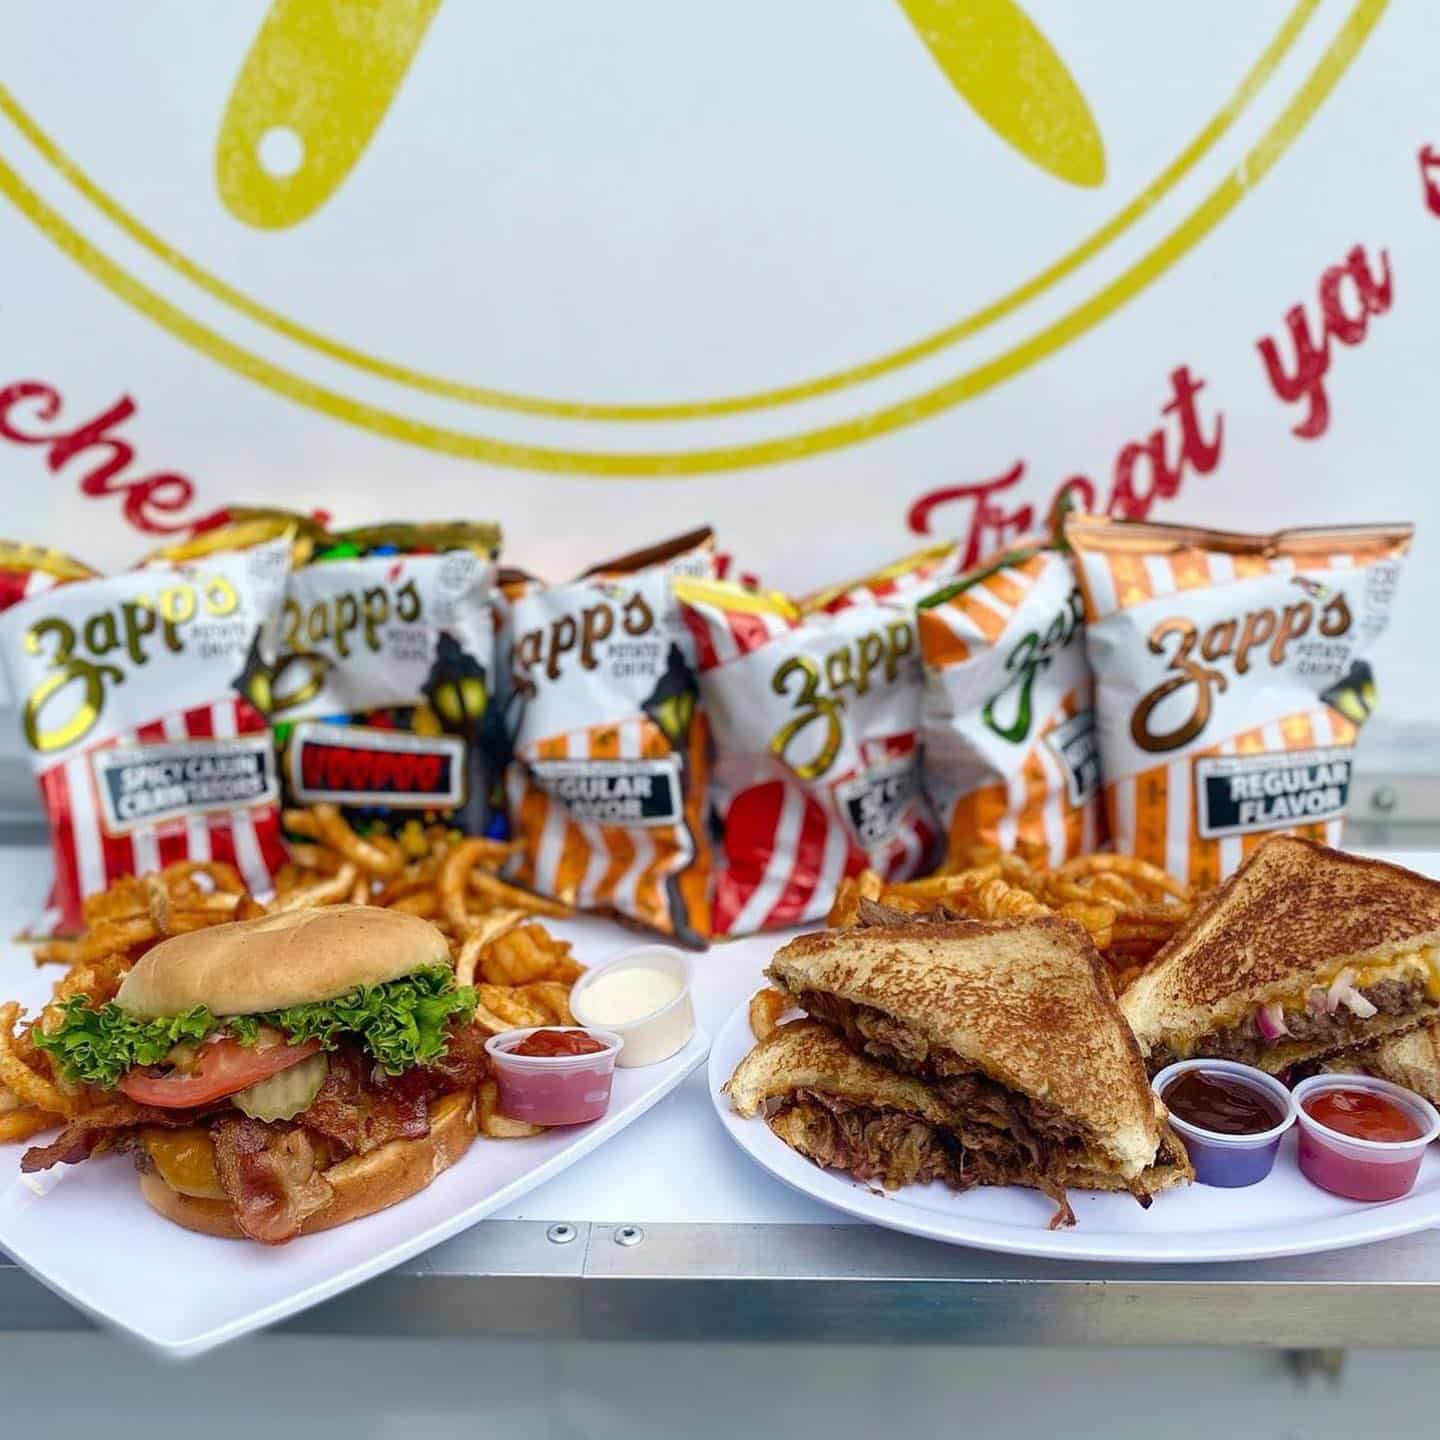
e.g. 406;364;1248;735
570;946;695;1068
1152;1060;1297;1188
1291;1074;1440;1202
484;1027;623;1126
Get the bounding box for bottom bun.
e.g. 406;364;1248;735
138;1089;479;1240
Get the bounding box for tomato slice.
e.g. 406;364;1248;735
119;1035;322;1109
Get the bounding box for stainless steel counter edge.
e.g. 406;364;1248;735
7;1221;1440;1346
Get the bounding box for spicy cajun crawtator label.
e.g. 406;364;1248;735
674;575;937;937
259;522;500;837
1066;516;1411;888
504;529;715;945
0;536;293;935
917;541;1103;868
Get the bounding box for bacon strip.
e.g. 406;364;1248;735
420;1021;490;1092
299;1046;432;1158
211;1115;333;1245
20;1099;209;1173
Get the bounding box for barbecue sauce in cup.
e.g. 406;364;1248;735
1163;1069;1285;1135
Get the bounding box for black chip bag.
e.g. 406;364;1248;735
255;520;503;845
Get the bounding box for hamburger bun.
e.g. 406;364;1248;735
137;1089;478;1240
117;905;452;1018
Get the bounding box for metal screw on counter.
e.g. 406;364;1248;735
1371;785;1399;813
546;1224;577;1245
614;1226;645;1247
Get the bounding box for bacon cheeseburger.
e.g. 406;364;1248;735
25;907;486;1244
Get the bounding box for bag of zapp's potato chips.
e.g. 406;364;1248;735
1066;516;1412;888
261;520;502;841
503;530;715;945
917;540;1103;868
675;576;937;936
0;532;293;936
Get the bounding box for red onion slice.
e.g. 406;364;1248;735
1255;1001;1289;1040
1327;968;1358;1013
1338;985;1378;1019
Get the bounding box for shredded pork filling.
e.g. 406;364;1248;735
770;1094;1078;1230
793;989;1107;1175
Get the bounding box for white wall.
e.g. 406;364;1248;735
0;1;1435;722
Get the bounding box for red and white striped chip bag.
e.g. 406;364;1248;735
800;540;964;615
503;529;715;945
916;540;1104;869
1065;516;1412;888
674;575;938;937
0;529;293;935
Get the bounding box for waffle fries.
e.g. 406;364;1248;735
828;846;1197;988
274;804;568;931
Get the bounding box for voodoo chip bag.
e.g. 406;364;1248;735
917;539;1104;869
252;520;502;846
674;574;938;937
1066;516;1412;888
0;531;293;936
503;529;715;945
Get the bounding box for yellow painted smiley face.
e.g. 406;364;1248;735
0;1;1388;474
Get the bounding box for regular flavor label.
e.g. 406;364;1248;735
1044;708;1101;808
1194;746;1352;839
287;723;466;809
834;756;921;849
528;756;682;825
93;736;278;833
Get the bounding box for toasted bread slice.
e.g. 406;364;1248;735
1121;837;1440;1070
764;916;1162;1182
1320;1025;1440;1104
727;1020;1190;1203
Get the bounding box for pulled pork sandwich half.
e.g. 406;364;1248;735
25;906;487;1244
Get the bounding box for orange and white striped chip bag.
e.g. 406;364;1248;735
0;531;293;936
917;540;1103;867
503;529;715;945
675;575;938;936
1066;516;1411;889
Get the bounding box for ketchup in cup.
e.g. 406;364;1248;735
1292;1075;1440;1203
485;1027;623;1126
513;1029;608;1059
1305;1089;1423;1143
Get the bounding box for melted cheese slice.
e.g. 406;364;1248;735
1166;948;1440;1057
1264;947;1440;1013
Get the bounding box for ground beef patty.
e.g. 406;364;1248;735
1148;975;1432;1073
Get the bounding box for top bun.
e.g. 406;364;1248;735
116;906;451;1019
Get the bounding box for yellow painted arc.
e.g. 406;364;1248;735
0;0;1318;422
899;0;1105;187
217;0;442;230
0;0;1385;476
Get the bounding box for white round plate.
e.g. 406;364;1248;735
708;999;1440;1264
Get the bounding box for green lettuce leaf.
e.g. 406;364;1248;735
33;966;477;1087
257;966;477;1075
32;1000;217;1089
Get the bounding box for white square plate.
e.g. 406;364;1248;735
0;1029;707;1355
